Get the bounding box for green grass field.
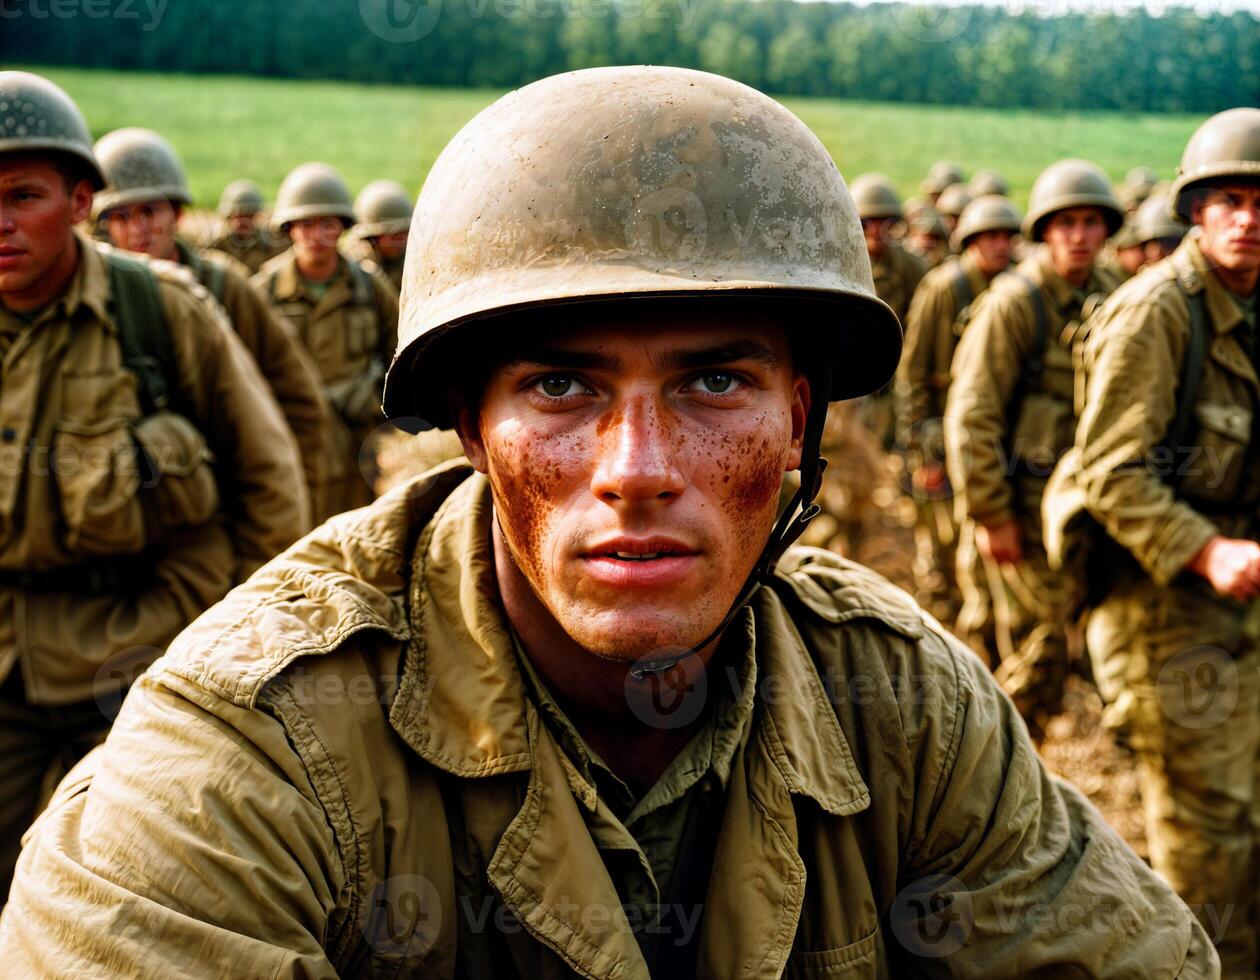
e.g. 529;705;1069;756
26;65;1206;210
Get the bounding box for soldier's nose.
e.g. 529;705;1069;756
590;397;686;505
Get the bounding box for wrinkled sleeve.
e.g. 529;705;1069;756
897;626;1218;978
944;288;1030;527
1074;297;1217;585
0;671;341;978
162;280;309;580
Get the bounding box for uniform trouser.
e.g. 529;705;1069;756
976;517;1075;740
954;519;996;667
911;496;960;626
1087;577;1260;978
0;670;115;901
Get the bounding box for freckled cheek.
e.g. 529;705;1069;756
484;425;592;576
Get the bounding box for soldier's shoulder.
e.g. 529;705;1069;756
773;547;926;641
1091;261;1187;339
771;547;977;704
253;249;293;282
916;258;963;293
201;247;255;283
150;461;475;707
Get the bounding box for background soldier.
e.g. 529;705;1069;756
1120;164;1160;214
921;159;966;207
0;72;306;895
851;172;926;449
1132;186;1189;268
897;194;1022;634
346;179;411;293
904;205;951;269
254;162;399;519
969;168;1010;198
945;159;1122;741
1047;108;1260;974
208;179;287;273
934;182;974;241
1107;217;1147;280
93;128;330;517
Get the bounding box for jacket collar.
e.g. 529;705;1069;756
46;230;116;330
268;249;358;311
1172;234;1245;337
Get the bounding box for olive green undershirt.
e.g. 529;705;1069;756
512;616;757;964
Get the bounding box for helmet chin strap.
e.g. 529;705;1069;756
628;362;834;680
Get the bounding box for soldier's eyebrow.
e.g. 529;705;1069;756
502;339;782;373
658;340;783;371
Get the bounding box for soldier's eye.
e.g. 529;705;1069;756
536;376;582;398
689;372;739;395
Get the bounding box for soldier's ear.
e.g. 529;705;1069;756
786;372;811;472
68;178;93;226
450;392;488;472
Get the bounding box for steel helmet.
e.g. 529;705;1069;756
383;65;900;428
951;195;1023;250
934;183;973;220
1022;159;1124;241
354;179;413;238
1133;189;1187;244
922;161;966;196
271;162;356;229
92;127;192;218
218;179;265;218
968;169;1009;198
1170;108;1260;221
850;173;903;221
0;71;104;189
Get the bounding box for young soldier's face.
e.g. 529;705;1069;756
968;229;1015;277
460;311;809;661
106;199;179;261
1195;183;1260;275
0;157;91;310
1042;206;1108;279
290;217;344;265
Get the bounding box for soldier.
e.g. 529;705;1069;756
207;179;287;273
904;205;951;269
945;159;1122;742
0;72;307;895
1121;164;1160;214
1045;108;1260;975
1132;187;1189;268
934;182;974;240
93;128;330;518
921;159;966;208
0;66;1214;978
969;168;1009;198
851;173;927;449
1108;217;1147;280
253;163;399;520
897;195;1022;636
346;179;411;293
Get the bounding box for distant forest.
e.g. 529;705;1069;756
4;0;1256;112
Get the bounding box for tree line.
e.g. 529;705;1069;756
3;0;1256;113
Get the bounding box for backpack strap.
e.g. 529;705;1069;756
1009;270;1049;386
949;263;973;321
201;258;227;306
1162;278;1209;486
104;250;174;416
346;258;376;307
